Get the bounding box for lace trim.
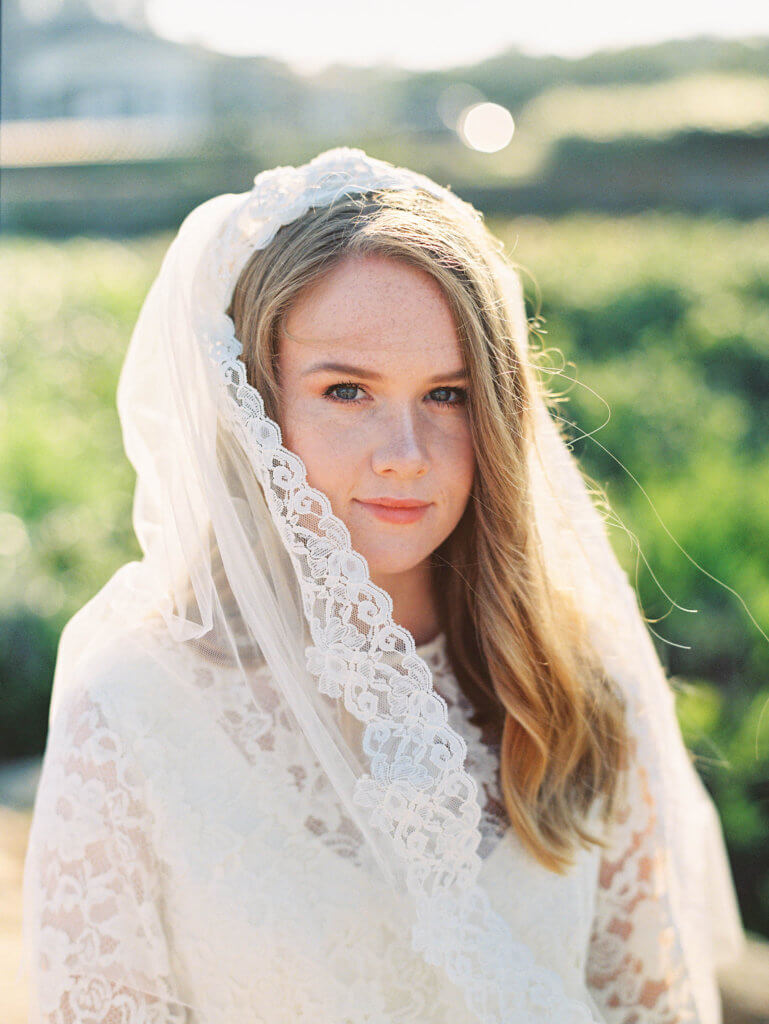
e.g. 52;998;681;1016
197;146;598;1024
416;635;507;860
165;623;508;870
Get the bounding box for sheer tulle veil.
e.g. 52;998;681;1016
20;147;745;1023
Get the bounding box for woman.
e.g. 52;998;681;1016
20;147;744;1023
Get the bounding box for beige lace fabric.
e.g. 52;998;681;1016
20;147;745;1024
24;622;738;1023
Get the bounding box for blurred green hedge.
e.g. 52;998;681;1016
1;214;767;936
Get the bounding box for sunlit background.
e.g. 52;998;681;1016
2;1;769;1019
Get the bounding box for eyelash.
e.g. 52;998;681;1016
322;382;468;408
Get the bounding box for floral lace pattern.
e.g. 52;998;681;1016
23;625;711;1023
149;621;509;872
22;631;557;1024
584;731;701;1023
416;635;508;861
23;688;189;1023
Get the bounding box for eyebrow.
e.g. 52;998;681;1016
301;360;469;384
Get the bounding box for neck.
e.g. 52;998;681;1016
371;559;440;647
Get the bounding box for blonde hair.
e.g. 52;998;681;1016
227;188;631;874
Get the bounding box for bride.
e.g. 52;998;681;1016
20;147;744;1023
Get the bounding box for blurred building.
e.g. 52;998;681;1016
0;0;326;230
1;0;361;137
2;0;214;121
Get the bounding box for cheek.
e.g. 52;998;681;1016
436;423;476;512
279;400;362;500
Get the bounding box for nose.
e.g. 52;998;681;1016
370;405;429;479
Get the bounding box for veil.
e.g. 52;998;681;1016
19;147;745;1024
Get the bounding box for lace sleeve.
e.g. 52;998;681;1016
585;730;722;1024
21;687;188;1024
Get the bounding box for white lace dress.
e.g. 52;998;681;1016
22;625;723;1024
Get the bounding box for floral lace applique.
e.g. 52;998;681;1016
23;688;188;1023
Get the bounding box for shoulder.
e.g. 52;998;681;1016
37;621;215;845
49;617;188;745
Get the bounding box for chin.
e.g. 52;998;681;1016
352;536;433;580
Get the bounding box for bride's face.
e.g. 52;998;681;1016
277;253;476;581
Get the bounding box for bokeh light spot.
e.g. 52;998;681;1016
458;102;515;153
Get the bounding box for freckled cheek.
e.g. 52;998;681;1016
433;424;476;510
280;407;364;497
456;449;476;513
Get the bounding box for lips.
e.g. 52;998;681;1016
362;498;431;509
355;497;432;524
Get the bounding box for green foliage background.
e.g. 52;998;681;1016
1;214;767;936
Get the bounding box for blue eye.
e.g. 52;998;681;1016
429;386;467;407
323;382;364;403
321;382;468;407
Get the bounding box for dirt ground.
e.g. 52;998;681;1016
1;806;32;1024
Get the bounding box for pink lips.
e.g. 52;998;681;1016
355;497;432;525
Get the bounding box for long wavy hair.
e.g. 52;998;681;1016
226;187;631;874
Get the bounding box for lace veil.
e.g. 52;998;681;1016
20;147;745;1023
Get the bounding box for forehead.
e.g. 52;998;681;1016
280;253;464;370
